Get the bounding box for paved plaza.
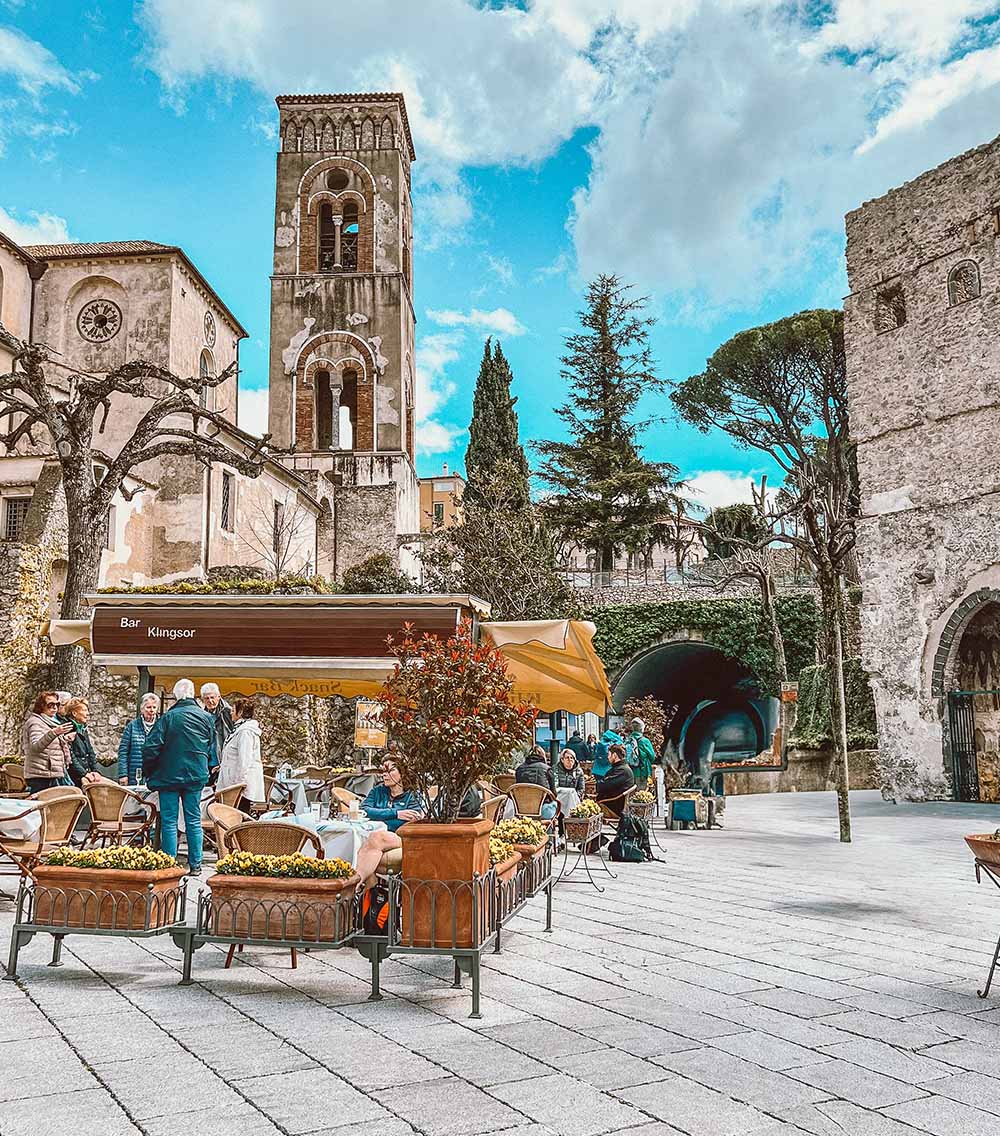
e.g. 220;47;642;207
3;790;1000;1136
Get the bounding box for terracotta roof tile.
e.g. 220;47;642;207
22;240;173;258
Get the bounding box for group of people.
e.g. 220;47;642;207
512;717;657;818
22;680;265;876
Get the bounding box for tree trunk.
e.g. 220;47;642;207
54;500;104;693
819;567;852;843
760;574;788;685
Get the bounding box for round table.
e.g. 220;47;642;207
271;812;387;866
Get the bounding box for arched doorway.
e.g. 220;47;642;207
612;638;778;782
946;601;1000;802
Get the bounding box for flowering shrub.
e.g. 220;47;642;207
569;799;601;819
380;620;535;822
214;851;354;879
631;789;655;806
44;847;176;871
492;816;547;846
489;837;517;866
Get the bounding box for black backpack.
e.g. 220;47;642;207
609;814;650;863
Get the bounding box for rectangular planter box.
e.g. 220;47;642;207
208;874;360;944
31;865;187;931
399;818;493;948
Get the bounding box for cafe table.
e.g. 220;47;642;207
266;810;387;866
0;797;41;841
556;787;581;816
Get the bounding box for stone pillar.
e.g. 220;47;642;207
329;376;341;450
333;217;343;269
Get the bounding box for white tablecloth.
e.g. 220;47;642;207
0;797;40;840
556;788;581;815
274;779;309;813
274;813;387;866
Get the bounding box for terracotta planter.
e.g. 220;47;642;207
513;839;548;868
208;873;360;943
493;853;521;921
399;818;493;947
31;865;186;931
965;834;1000;869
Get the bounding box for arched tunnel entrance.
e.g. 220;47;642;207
612;638;779;784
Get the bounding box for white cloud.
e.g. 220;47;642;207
0;205;71;245
686;470;770;513
237;386;269;439
812;0;997;62
486;254;514;287
0;25;78;94
426;307;527;337
414;330;464;456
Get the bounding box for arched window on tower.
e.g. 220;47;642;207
948;260;981;306
342;202;359;271
199;349;214;410
282;119;298;152
340;368;358;449
315;369;333;448
318;202;337;272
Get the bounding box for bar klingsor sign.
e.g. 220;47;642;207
91;605;462;659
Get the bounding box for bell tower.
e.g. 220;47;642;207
267;93;418;576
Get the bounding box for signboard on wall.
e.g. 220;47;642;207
355;700;387;749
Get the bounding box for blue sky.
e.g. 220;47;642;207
4;1;1000;510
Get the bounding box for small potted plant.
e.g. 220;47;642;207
628;788;656;822
566;798;602;846
209;851;359;943
380;620;535;946
492;816;548;863
965;829;1000;869
35;846;185;931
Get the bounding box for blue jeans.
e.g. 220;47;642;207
157;787;204;869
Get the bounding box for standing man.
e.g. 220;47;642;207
566;728;591;764
625;717;656;789
142;679;217;876
200;682;234;764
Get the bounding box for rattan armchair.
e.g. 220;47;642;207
598;785;637;833
494;773;516;794
508;783;561;822
0;795;86;882
205;802;251;855
212;783;246;809
82;781;157;848
330;787;359;815
225;820;323;858
257;775;295;817
32;786;85;802
2;764;29;798
482;795;508;824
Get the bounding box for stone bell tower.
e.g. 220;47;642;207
267;92;419;577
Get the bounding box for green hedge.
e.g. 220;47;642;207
588;594;819;696
790;657;878;749
98;575;331;595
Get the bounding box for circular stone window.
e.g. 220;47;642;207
204;310;217;347
326;168;349;192
77;299;123;343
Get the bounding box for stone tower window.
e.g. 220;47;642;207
282;119;298;152
199;350;214;410
948;260;981;306
327;168;349;192
342;202;359;271
318;203;337;272
875;284;906;333
316;368;334;448
340;368;358;449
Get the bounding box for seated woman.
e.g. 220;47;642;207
515;745;556;794
355;759;424;887
555;747;585;796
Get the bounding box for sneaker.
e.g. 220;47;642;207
188;866;202;877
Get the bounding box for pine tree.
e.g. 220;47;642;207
535;275;684;572
465;339;530;507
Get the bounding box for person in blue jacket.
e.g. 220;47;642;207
360;758;425;832
142;679;218;876
591;728;624;778
117;693;161;785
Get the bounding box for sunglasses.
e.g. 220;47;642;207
44;701;58;709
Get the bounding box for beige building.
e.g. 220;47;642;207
418;464;465;531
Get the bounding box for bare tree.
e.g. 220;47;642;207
1;340;269;689
238;494;313;579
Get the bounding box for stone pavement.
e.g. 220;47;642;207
2;789;1000;1136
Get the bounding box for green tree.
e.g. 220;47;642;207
672;308;856;842
535;275;684;572
340;553;416;594
702;503;769;560
465;339;530;508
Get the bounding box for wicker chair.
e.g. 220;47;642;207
221;820;323;970
482;795;508;824
213;783;246;809
82;781;157;848
330;787;359;815
598;785;637;833
2;764;29;798
295;765;331;781
32;786;85;802
257;775;295;817
0;795;86;882
494;773;516;794
508;783;561;820
205;802;251;855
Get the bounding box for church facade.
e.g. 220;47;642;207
0;90;420;606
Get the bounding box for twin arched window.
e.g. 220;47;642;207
318;198;359;273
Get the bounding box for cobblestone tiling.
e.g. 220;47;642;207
3;790;1000;1135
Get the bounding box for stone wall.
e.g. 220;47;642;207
723;747;879;796
577;580;814;610
844;131;1000;800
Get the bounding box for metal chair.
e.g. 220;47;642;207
82;781;157;848
221;820;324;970
206;802;251;855
0;795;86;884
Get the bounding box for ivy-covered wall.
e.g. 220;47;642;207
588;595;820;695
790;657;878;750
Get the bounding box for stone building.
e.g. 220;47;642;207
845;132;1000;802
267;93;420;576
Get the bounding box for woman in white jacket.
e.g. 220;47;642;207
217;699;265;807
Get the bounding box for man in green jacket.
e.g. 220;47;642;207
626;718;656;788
142;678;218;876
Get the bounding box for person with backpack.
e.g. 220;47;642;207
591;728;623;778
625;718;656;789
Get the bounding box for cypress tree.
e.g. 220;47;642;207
535;274;683;572
465;339;530;507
